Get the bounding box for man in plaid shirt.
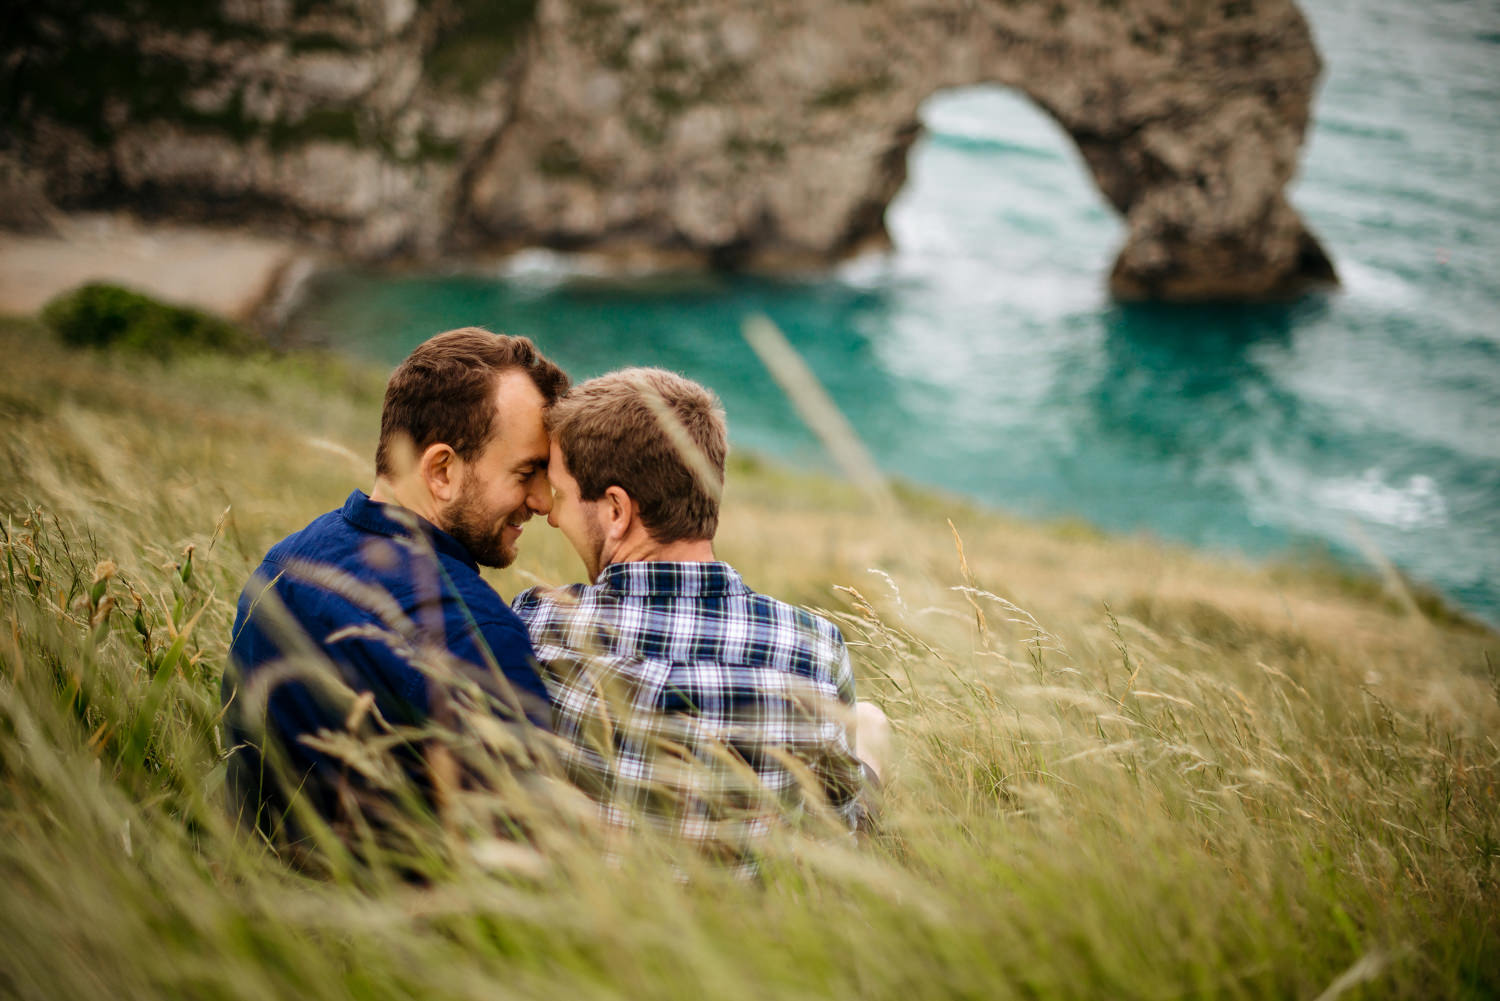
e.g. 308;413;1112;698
512;368;887;871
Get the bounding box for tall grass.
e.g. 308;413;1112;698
1;315;1496;999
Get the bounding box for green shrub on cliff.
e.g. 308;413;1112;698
40;282;251;356
428;0;539;93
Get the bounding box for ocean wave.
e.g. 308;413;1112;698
1314;470;1449;530
926;131;1064;160
1313;115;1409;144
1233;445;1452;540
1334;258;1424;307
494;249;592;287
833;250;901;290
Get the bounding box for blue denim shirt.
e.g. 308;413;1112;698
223;490;550;837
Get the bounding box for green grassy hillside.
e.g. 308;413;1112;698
1;315;1496;999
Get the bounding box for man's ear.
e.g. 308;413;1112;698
601;485;635;542
419;443;461;503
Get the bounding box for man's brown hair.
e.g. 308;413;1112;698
547;368;728;543
375;327;569;476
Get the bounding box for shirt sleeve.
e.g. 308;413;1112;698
815;631;868;832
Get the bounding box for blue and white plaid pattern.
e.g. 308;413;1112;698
513;561;865;871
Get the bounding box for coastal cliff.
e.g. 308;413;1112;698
3;0;1337;300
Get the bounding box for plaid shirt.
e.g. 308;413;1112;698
513;561;865;872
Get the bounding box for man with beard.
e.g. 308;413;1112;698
223;328;567;849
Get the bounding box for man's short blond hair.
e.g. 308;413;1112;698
547;368;727;543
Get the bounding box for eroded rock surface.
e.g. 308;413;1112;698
3;0;1337;300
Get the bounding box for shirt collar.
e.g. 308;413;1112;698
595;560;750;597
340;490;479;571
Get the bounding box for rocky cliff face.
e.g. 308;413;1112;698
3;0;1337;300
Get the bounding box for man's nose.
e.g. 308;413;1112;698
528;479;553;516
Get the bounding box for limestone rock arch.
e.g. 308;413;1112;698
467;0;1337;300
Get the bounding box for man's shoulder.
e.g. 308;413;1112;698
235;508;352;611
512;582;599;622
245;500;512;627
733;585;845;648
261;507;347;563
515;581;592;604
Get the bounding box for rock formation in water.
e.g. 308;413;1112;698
2;0;1337;300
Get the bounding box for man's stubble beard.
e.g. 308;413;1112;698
582;513;607;582
444;477;518;569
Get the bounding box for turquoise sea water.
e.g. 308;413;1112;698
288;0;1500;624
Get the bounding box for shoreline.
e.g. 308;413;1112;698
0;214;908;335
0;214;324;326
